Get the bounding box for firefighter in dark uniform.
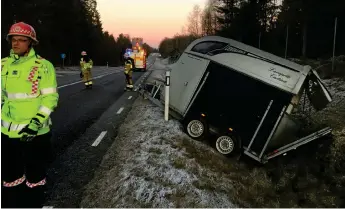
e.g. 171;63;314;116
124;59;134;91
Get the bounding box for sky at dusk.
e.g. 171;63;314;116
97;0;207;48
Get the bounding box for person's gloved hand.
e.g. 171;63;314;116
18;118;42;142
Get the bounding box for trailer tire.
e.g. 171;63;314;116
185;119;208;141
215;135;238;156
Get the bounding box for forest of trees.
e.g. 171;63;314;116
1;0;155;66
159;0;345;60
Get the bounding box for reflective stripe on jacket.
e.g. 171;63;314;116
80;58;93;71
1;48;59;138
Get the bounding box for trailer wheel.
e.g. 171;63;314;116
215;135;237;155
185;119;207;140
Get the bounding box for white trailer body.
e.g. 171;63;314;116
167;36;333;163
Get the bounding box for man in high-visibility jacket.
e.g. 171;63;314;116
80;51;93;88
1;22;59;208
124;59;134;91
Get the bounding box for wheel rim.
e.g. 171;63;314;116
187;120;204;138
216;136;235;155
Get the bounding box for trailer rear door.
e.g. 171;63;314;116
170;53;209;115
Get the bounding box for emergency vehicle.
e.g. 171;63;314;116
124;47;146;72
123;38;147;72
132;44;147;72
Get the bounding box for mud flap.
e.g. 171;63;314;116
305;69;332;111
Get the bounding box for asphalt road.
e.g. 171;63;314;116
51;67;144;155
43;55;157;207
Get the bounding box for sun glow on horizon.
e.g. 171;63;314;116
97;0;207;48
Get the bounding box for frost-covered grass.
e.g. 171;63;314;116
80;97;292;208
269;76;345;207
310;77;345;176
81;95;345;208
80;98;238;207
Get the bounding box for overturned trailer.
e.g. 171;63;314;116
164;36;333;163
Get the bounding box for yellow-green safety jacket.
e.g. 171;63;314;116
80;58;93;71
124;63;132;74
1;48;59;138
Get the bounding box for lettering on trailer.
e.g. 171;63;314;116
269;67;291;83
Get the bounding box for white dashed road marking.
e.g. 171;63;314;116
117;107;124;114
128;96;132;100
91;131;107;147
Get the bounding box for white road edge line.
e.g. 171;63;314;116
91;131;107;147
117;107;124;114
128;96;132;100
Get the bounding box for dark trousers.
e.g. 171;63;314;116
1;132;52;208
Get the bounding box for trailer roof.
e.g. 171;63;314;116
184;36;311;94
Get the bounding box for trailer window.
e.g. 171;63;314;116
191;41;228;55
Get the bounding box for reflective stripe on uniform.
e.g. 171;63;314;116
3;175;26;187
1;119;50;131
3;88;56;100
6;92;39;99
38;106;52;115
41;87;57;95
26;178;46;188
1;120;27;131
